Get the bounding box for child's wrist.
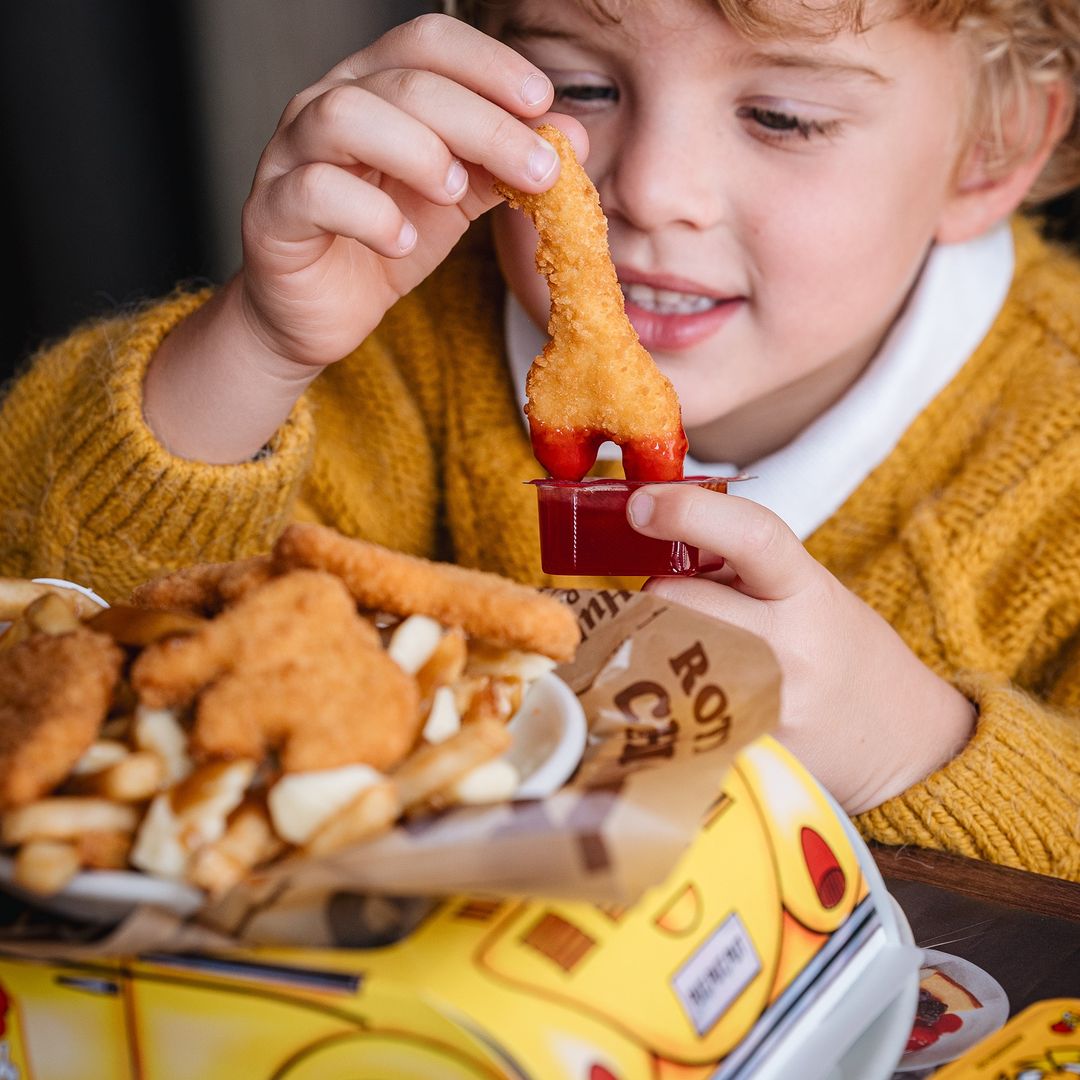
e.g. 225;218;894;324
144;279;319;463
851;679;977;815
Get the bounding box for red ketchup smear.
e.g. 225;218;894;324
529;419;688;482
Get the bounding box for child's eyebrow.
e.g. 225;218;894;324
500;18;582;45
497;16;892;89
743;49;892;85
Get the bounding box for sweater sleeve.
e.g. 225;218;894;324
855;671;1080;881
0;290;314;602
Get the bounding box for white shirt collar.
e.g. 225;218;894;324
505;222;1014;539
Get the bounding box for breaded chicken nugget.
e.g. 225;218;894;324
0;628;125;810
130;556;273;616
272;524;581;662
131;570;422;772
494;124;687;482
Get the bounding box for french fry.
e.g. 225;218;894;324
66;751;166;802
13;839;81;895
392;718;512;810
130;760;256;880
0;593;82;654
416;627;468;701
189;800;283;897
0;579;97;621
446;759;521;806
74;830;132;870
465;641;557;682
303;779;401;857
24;593;82;636
2;797;139;846
87;605;206;647
461;677;523;727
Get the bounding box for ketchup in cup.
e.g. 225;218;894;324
530;477;733;578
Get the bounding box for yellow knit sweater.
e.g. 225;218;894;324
0;217;1077;881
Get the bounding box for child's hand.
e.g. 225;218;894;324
628;486;977;813
146;14;579;462
239;13;571;369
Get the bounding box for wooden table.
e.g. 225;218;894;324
871;844;1079;1044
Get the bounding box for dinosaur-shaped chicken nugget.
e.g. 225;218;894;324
131;570;421;773
495;124;688;481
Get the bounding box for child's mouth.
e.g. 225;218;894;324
621;283;719;316
619;279;742;352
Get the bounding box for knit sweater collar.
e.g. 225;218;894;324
505;222;1014;539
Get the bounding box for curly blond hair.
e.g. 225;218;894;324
451;0;1080;202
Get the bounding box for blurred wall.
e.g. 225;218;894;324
0;1;431;376
185;0;433;280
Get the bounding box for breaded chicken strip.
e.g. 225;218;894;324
130;556;273;616
272;524;581;662
131;570;421;772
0;628;124;809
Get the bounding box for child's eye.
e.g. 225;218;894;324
737;105;841;143
553;82;618;113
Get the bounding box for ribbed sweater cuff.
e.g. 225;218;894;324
47;291;314;596
855;673;1080;882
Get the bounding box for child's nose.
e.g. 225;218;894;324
600;115;729;234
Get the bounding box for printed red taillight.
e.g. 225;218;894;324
801;826;846;909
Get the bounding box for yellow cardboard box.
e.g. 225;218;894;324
0;738;916;1080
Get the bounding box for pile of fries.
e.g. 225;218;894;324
0;525;580;902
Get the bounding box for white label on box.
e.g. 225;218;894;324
672;912;761;1036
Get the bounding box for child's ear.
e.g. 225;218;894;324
935;78;1073;244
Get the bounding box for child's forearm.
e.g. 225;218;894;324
143;276;320;464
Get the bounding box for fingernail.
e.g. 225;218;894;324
521;72;551;107
396;220;417;252
445;160;468;198
528;140;558;182
628;492;654;528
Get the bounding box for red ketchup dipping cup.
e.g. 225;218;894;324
530;477;734;577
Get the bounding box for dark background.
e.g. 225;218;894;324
1;4;202;376
2;4;1078;381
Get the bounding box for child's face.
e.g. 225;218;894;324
490;0;978;464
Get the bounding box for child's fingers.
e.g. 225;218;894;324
643;575;770;641
268;74;562;201
280;15;552;130
627;486;814;602
360;68;563;192
334;14;553;119
249;164;418;259
263;85;472;207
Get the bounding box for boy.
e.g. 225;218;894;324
0;1;1077;878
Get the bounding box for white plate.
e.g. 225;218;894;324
0;673;588;925
893;948;1010;1072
